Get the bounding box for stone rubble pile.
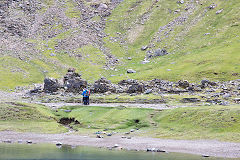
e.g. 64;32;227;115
30;68;240;105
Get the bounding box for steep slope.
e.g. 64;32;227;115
104;0;240;82
0;0;239;90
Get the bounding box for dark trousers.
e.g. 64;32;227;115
83;97;89;105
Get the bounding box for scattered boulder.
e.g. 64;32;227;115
201;79;217;88
216;9;223;14
97;3;108;11
177;0;184;4
181;98;200;103
154;48;168;57
127;69;136;73
96;135;104;138
92;77;116;93
208;3;217;9
144;89;152;94
127;83;145;93
141;46;148;51
178;80;190;89
56;142;62;146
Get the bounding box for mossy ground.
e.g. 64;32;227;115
1;102;239;142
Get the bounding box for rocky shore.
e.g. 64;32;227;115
0;131;240;158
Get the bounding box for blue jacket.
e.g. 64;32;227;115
82;90;90;97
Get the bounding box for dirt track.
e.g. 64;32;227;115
0;131;240;158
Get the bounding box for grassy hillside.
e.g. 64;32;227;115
104;0;240;82
0;102;66;133
48;104;240;141
0;102;239;141
0;0;239;90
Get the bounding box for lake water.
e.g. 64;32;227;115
0;143;231;160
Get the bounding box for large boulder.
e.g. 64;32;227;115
44;78;60;93
200;79;217;88
92;77;116;93
63;68;87;93
178;80;190;89
127;83;145;93
65;78;87;93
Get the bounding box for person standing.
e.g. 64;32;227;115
82;88;90;105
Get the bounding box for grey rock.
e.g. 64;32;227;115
202;155;210;157
127;83;144;93
3;140;12;143
144;89;152;94
181;98;200;103
56;142;62;146
154;49;168;57
97;3;108;11
113;144;119;148
141;46;148;51
220;101;229;106
64;68;87;93
157;149;166;152
216;9;223;14
177;0;184;4
208;4;216;9
141;60;150;64
64;110;72;113
96;135;104;138
44;78;60;93
127;69;136;73
178;80;190;89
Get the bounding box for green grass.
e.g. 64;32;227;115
0;102;67;133
104;0;240;83
149;105;240;142
64;0;81;18
54;104;240;142
1;102;240;141
0;0;239;90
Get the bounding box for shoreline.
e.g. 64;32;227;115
0;131;239;158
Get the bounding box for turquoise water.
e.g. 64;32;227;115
0;143;231;160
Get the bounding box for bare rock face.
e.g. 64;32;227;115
64;68;87;93
44;78;60;93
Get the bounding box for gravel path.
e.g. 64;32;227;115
38;102;199;110
0;131;239;158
